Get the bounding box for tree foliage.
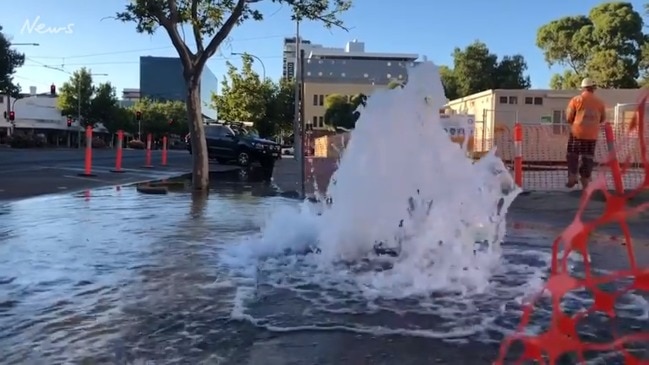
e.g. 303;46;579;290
537;2;644;89
389;42;529;101
116;0;351;189
131;98;189;137
324;93;365;130
442;41;531;99
0;26;25;97
57;68;120;128
211;54;294;138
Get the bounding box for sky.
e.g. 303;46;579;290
6;0;648;97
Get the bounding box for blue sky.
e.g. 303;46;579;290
7;0;647;96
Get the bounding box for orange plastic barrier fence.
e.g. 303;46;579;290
493;119;649;192
495;94;649;364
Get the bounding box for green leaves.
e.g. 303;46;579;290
444;41;530;99
0;25;25;97
131;98;189;137
537;2;645;89
211;55;294;138
324;93;362;130
56;68;113;126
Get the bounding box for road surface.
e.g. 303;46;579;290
0;148;231;200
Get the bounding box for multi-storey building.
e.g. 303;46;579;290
301;40;418;131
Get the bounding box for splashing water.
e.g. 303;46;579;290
220;61;551;339
308;62;520;295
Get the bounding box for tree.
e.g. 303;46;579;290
131;98;189;137
450;41;531;98
57;68;119;128
324;93;360;130
428;41;530;101
116;0;352;191
212;56;295;138
438;66;459;100
0;26;25;97
104;107;137;135
89;82;119;128
537;2;644;89
212;54;270;124
266;78;295;136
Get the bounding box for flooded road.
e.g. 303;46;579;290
0;184;647;364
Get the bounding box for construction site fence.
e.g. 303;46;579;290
494;121;647;191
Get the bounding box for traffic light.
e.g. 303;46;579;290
50;84;56;95
8;111;15;121
66;117;72;127
135;111;142;121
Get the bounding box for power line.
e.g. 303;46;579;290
23;55;282;68
26;34;285;60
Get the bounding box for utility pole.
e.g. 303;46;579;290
293;19;305;198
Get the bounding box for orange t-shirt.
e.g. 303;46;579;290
566;91;606;140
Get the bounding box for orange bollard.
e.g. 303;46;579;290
161;135;168;166
143;133;153;168
513;123;523;187
78;126;96;177
603;122;624;194
111;130;125;173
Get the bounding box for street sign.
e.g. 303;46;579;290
440;114;475;151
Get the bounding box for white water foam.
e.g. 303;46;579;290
219;62;638;340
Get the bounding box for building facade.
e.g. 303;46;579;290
302;40;418;130
139;56;218;119
2;92;108;146
283;37;313;81
444;88;643;152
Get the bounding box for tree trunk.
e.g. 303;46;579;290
186;76;210;190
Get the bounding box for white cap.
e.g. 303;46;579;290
581;78;596;88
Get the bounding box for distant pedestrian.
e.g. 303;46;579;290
565;78;606;189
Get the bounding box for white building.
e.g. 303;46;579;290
2;87;108;146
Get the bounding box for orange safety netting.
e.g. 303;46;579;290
492;118;648;192
495;95;649;364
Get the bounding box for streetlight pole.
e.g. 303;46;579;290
44;65;107;147
231;52;266;80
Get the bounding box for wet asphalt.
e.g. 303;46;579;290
0;178;645;364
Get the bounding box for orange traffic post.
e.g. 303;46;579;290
111;130;125;173
161;135;168;166
143;133;153;168
603;122;624;194
78;126;96;177
513;123;523;187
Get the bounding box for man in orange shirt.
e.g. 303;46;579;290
565;78;606;189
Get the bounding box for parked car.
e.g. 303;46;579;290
186;124;281;169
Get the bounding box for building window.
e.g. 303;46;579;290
318;94;324;106
313;94;318;106
525;97;533;105
534;97;543;105
552;110;567;135
312;116;317;126
318;116;324;128
499;96;508;104
508;96;518;104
